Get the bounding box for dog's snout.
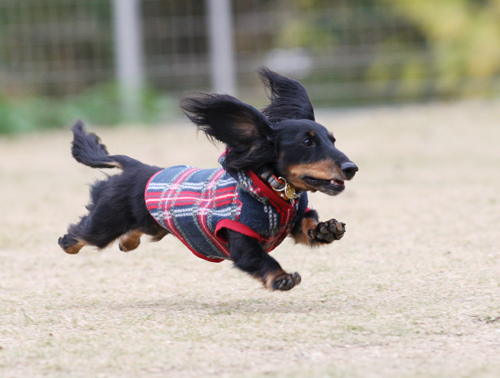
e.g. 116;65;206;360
340;162;358;180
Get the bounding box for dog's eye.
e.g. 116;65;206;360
303;137;314;147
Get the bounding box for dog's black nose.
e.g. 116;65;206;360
341;162;358;180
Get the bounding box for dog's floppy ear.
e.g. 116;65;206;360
180;93;273;147
180;94;276;172
259;67;315;122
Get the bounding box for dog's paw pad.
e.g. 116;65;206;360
311;219;346;243
272;272;301;291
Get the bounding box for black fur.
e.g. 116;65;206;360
180;94;276;175
59;122;166;252
259;67;315;122
71;121;141;170
59;68;358;291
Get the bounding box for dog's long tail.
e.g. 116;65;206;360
71;121;141;170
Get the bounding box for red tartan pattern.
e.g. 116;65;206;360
145;164;308;262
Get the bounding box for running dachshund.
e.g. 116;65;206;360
58;68;358;291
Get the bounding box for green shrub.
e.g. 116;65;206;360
0;83;176;134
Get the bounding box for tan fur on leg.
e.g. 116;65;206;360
262;270;301;291
63;240;86;254
262;269;288;290
119;230;143;252
291;217;317;246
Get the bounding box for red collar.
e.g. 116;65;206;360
258;170;299;202
248;170;298;210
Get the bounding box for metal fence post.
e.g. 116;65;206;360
206;0;237;96
112;0;144;121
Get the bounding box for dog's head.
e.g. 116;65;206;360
180;68;357;196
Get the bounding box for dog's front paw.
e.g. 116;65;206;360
272;272;301;291
309;219;345;243
265;271;301;291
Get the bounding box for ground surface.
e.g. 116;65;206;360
1;101;500;378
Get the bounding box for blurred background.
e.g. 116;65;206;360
1;0;500;133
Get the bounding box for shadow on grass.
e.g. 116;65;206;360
64;296;344;315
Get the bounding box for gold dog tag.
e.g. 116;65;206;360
285;183;296;199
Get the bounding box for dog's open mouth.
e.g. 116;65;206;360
302;176;345;195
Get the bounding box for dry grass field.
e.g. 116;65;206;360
1;101;500;378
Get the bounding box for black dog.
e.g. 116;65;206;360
59;68;357;291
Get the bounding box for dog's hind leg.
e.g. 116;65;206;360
118;226;169;251
59;214;94;254
58;233;87;254
58;203;132;254
118;230;143;252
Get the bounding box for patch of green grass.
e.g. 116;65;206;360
0;83;176;134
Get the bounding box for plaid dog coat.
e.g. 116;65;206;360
144;157;308;262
